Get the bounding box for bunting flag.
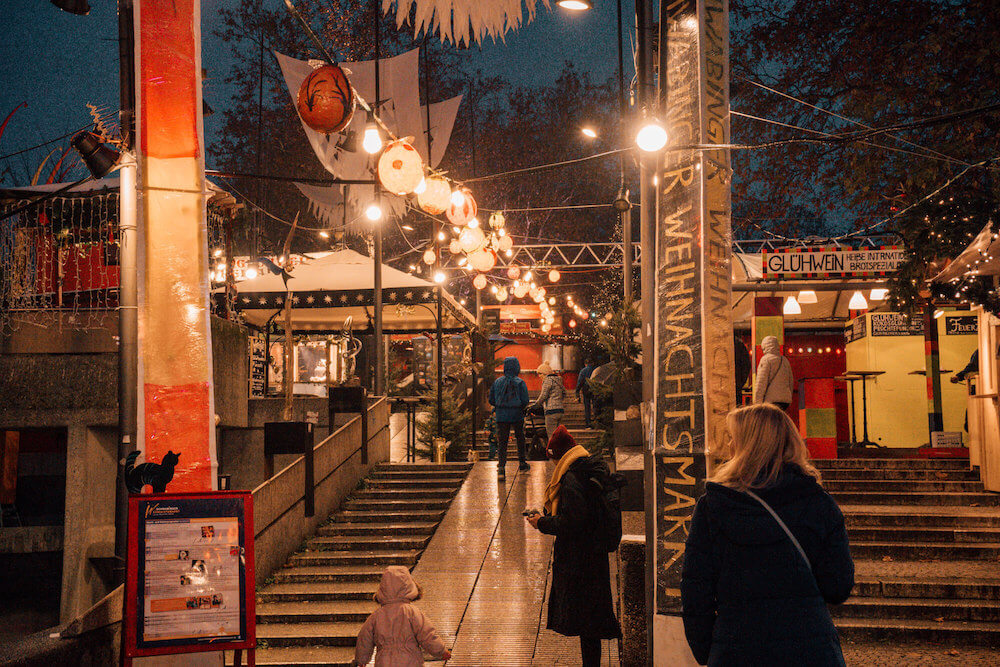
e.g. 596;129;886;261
134;0;217;491
382;0;550;46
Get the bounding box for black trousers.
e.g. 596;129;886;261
581;636;602;666
496;420;526;468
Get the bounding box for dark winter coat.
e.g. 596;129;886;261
537;455;621;639
489;357;529;423
681;465;854;666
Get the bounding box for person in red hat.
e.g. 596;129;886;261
525;425;620;666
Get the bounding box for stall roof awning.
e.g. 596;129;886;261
224;249;475;333
932;223;998;283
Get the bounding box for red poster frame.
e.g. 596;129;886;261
125;491;256;661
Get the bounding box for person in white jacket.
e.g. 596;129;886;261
354;566;451;666
753;335;794;410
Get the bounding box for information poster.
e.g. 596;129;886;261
249;334;266;398
126;492;255;657
871;312;925;337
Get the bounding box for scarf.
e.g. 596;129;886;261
543;444;590;515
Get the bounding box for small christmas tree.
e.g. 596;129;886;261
416;383;472;461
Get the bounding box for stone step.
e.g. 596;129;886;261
850;540;1000;560
829;491;1000;506
843;509;1000;528
364;477;465;489
318;521;439;537
257;600;377;624
255;622;363;647
853;577;1000;601
257;582;379;603
825;480;986;493
342;497;451;511
305;535;430;552
273;566;386;584
226;646;355;667
349;487;458;501
823;469;981;481
330;509;445;523
834;617;1000;645
368;468;468;480
833;597;1000;623
848;526;1000;543
815;458;970;470
289;550;420;567
374;463;471;472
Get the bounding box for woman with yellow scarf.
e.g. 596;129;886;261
525;425;620;666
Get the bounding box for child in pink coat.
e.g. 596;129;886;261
355;566;452;666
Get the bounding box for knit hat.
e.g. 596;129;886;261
547;424;576;460
537;361;553;376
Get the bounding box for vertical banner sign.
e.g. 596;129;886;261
135;0;217;491
652;0;732;660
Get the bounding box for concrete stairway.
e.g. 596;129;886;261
817;458;1000;645
474;396;603;456
233;463;471;666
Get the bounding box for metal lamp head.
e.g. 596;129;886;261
51;0;90;15
71;132;120;178
612;188;631;212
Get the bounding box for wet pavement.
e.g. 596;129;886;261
412;460;620;666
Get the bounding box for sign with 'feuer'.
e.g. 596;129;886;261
762;247;905;278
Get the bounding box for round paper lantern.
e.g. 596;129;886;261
496;286;508;301
296;64;355;134
489;211;506;229
507;266;520;280
418;176;451;214
378;140;424;195
459;226;486;253
548;269;560;283
446;188;477;226
498;235;514;252
473;274;487;290
448;239;461;255
513;282;529;299
422;249;436;265
469;248;496;272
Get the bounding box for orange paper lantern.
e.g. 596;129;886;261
296;64;355;134
378;140;424;195
447;188;477;226
418;176;451;214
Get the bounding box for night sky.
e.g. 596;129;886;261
1;1;630;182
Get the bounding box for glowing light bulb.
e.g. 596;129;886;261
362;123;382;154
557;0;592;10
581;126;597;138
636;121;668;152
318;230;330;239
433;271;445;283
212;248;222;258
365;203;382;221
245;267;258;279
468;217;480;229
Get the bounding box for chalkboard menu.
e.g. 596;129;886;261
125;492;255;658
945;315;978;336
845;316;866;343
249;334;266;398
870;313;924;337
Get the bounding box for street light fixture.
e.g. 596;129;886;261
50;0;90;15
365;203;382;221
557;0;593;9
636;120;668;152
581;127;598;139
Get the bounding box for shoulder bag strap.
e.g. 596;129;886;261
744;489;812;571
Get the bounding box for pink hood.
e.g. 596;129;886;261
375;565;419;605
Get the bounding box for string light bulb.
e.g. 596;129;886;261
362;123;382;154
636;120;668;152
245;267;258;280
365;203;382;221
433;271;445;284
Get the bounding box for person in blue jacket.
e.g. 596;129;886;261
488;357;530;478
681;403;854;666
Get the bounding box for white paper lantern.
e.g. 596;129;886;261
548;269;560;283
448;240;461;254
446;188;477;226
514;282;529;299
507;266;520;280
469;248;497;272
422;249;436;265
377;139;424;195
530;287;543;303
496;286;508;301
498;235;514;252
473;273;487;290
489;211;506;229
418;176;451;214
459;226;486;253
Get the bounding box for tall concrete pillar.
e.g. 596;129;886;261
648;0;733;663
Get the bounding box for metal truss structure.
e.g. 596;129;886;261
438;234;900;270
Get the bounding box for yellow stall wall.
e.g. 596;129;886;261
845;311;978;448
